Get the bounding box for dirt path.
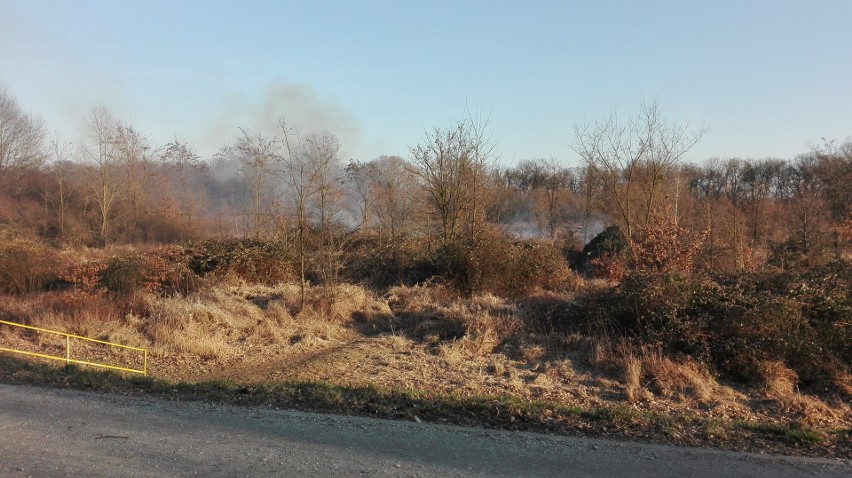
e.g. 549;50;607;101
1;383;848;478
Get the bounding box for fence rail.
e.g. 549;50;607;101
0;319;147;376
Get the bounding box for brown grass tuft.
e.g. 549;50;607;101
759;360;799;397
758;361;847;426
643;352;714;404
623;352;643;402
587;340;721;405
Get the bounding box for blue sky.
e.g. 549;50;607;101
2;0;850;166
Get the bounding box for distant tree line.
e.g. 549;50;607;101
1;85;849;275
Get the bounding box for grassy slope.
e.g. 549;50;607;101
0;280;849;459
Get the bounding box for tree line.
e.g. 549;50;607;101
1;84;849;276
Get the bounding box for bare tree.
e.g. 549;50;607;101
304;132;344;232
573;100;706;239
525;157;577;239
409;113;496;243
0;85;46;193
808;139;852;259
162;140;204;238
277;119;322;308
464;108;498;238
79;107;123;246
372;155;420;252
579;164;602;244
218;130;280;238
113;124;156;241
345;159;379;230
44;136;76;239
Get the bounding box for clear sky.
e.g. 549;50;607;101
2;0;850;166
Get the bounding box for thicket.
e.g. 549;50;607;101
342;229;576;297
559;261;851;392
0;233;577;298
181;239;297;285
536;216;850;392
0;234;61;294
435;231;575;297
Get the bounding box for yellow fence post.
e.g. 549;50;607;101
65;335;70;366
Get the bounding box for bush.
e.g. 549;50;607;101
100;253;147;295
342;234;443;290
183;239;297;285
435;228;575;297
336;231;576;297
617;272;716;362
0;235;61;294
99;248;200;296
578;262;850;390
579;225;627;277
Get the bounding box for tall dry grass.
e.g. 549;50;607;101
585;339;735;406
142;280;388;357
0;272;392;362
385;284;524;358
757;360;849;427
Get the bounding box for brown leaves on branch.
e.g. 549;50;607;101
591;203;707;281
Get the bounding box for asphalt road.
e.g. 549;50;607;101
0;383;848;477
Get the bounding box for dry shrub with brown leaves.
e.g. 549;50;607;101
0;235;63;294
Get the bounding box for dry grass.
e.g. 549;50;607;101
0;279;386;361
584;339;733;406
142;280;385;358
757;361;849;428
2;278;849;457
623;351;644;402
643;353;716;403
385;285;523;359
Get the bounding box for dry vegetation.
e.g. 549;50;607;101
0;240;849;458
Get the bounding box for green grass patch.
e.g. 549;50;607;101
734;420;825;445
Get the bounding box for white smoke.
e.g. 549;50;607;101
195;79;364;160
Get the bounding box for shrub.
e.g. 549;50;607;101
138;247;201;296
580;225;627;277
587;263;851;390
434;228;514;295
0;235;61;294
343;234;445;290
183;239;297;285
100;253;147;295
627;206;705;275
583;206;705;279
434;228;575;297
505;241;577;295
59;260;107;308
106;249;200;296
617;271;716;363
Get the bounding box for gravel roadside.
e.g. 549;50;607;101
0;383;849;477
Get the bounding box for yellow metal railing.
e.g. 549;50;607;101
0;319;147;376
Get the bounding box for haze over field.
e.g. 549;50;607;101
2;0;851;164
